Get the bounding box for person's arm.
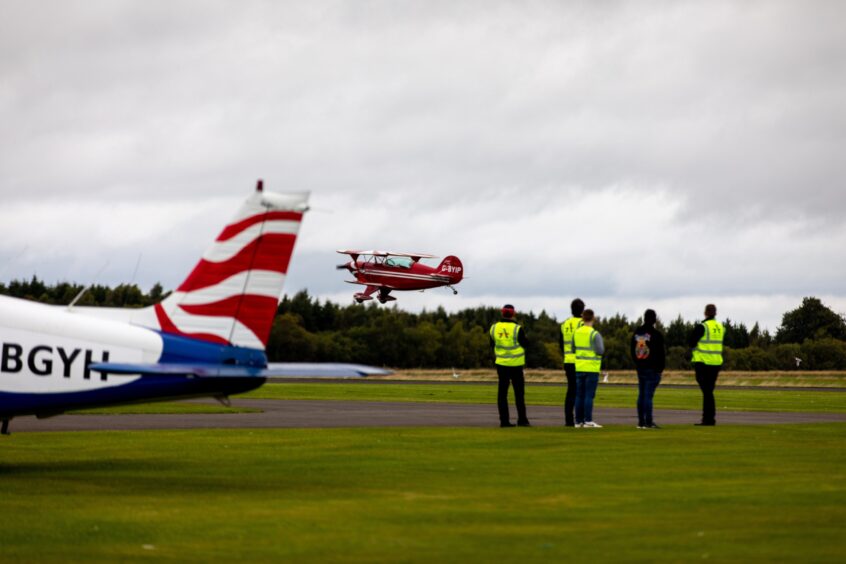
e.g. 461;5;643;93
655;330;666;373
518;325;529;348
593;332;605;356
629;331;637;364
688;324;704;348
559;329;565;356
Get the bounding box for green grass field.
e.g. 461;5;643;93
245;382;846;413
2;425;844;562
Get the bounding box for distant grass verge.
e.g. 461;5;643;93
379;369;846;387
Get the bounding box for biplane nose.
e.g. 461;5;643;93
336;261;354;272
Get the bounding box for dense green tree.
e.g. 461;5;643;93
776;297;846;344
665;315;693;348
5;280;846;370
799;338;846;370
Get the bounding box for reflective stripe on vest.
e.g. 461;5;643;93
691;319;724;366
490;321;526;367
561;316;583;365
573;325;601;373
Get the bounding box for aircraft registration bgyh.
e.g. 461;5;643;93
0;180;388;435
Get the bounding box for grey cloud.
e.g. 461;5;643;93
1;1;845;328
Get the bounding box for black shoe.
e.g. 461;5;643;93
695;422;715;426
565;423;575;427
500;422;516;428
517;421;531;427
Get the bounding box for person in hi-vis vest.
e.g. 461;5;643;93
572;309;605;428
559;298;585;427
688;304;725;426
489;304;531;427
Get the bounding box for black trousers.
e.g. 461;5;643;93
497;365;528;425
694;362;721;424
563;363;576;426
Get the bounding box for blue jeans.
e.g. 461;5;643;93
637;368;662;426
575;372;599;423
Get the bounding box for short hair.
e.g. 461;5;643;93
705;304;717;317
582;309;595;322
501;304;515;318
571;298;585;317
644;309;657;325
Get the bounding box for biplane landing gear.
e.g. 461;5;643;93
353;293;374;304
1;419;11;436
378;288;397;304
447;285;458;295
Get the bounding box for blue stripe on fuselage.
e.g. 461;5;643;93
0;376;266;418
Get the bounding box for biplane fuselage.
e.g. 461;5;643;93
337;251;464;304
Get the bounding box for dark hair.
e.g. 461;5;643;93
705;304;717;317
571;298;585;317
582;309;595;322
644;309;657;326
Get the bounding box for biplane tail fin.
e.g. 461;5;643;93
437;256;464;284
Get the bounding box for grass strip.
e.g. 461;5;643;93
244;382;846;413
386;369;846;388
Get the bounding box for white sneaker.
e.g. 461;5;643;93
583;421;603;428
577;423;584;428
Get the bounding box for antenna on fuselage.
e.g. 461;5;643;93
129;253;143;287
67;260;110;311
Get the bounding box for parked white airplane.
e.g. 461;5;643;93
0;180;387;435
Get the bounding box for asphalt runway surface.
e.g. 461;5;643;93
10;398;846;433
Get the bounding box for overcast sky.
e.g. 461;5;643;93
1;1;844;331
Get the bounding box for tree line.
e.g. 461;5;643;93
3;277;846;370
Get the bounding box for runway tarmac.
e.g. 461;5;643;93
10;399;846;433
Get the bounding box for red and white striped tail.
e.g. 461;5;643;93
154;181;309;350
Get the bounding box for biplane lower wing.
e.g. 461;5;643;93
345;280;398;290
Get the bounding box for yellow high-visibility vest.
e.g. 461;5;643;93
489;321;526;367
561;316;583;365
573;325;602;373
691;319;724;366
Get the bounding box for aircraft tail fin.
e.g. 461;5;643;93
154;180;309;350
436;255;464;284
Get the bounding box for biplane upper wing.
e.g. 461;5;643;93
337;249;389;257
386;251;438;261
337;250;438;260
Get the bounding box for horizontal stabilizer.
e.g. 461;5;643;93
90;362;391;379
264;363;392;377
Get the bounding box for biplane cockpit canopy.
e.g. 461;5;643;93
385;256;413;268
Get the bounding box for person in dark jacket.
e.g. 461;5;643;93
489;304;530;427
630;309;666;428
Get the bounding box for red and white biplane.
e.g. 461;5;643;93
337;250;464;304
